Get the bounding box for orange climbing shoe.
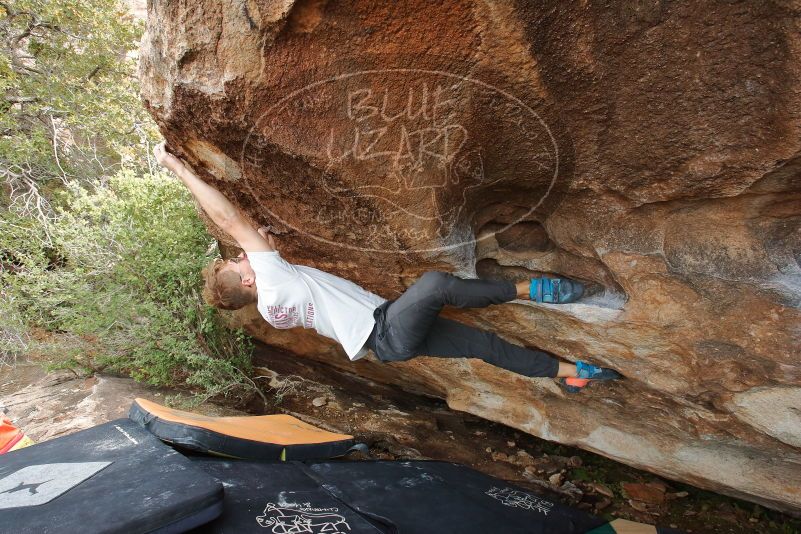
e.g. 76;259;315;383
559;377;594;393
559;361;622;393
560;377;590;390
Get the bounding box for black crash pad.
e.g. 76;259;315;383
189;458;385;533
0;419;223;534
307;460;605;534
189;459;606;533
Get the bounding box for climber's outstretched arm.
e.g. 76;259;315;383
153;142;274;252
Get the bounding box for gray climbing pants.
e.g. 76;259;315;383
365;271;560;378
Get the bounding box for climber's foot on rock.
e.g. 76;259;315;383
530;277;584;304
559;361;622;393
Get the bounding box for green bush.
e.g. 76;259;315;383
0;0;258;404
0;170;257;403
1;0;153;189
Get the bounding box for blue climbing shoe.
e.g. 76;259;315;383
529;277;585;304
576;361;622;380
559;361;622;393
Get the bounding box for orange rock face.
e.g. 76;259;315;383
140;0;801;514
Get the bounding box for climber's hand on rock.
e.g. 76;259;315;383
257;226;276;249
153;142;185;174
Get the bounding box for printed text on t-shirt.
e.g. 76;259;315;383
304;302;315;328
266;305;300;329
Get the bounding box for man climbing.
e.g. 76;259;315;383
154;143;621;393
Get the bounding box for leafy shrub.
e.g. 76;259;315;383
1;170;257;403
0;0;258;404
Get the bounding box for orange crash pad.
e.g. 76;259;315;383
128;398;355;461
0;416;34;455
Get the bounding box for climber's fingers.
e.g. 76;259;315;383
153;142;184;173
257;226;277;250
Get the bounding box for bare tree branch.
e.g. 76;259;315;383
86;65;102;81
5;95;38;104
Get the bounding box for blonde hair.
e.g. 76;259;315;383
201;258;254;310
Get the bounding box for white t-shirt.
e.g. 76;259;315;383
247;251;386;360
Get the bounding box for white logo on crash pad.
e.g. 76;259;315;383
257;502;351;533
0;462;111;509
486;486;554;515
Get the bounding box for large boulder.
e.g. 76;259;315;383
139;0;801;514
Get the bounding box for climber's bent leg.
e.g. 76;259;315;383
387;317;560;378
383;272;517;354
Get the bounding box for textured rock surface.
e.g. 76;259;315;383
140;0;801;514
0;371;243;442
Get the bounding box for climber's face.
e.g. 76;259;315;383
225;253;256;288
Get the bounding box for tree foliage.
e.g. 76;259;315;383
2;171;257;402
1;0;155;223
0;0;256;403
